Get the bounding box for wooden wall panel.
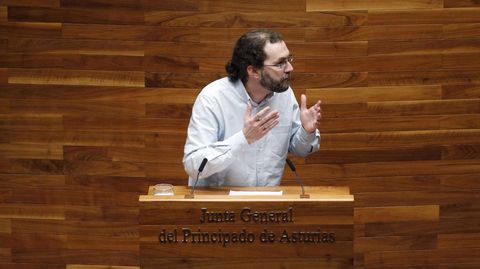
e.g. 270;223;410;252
8;69;145;87
369;8;480;25
0;68;7;84
196;0;306;12
144;11;368;27
307;0;443;11
7;38;145;56
7;7;144;25
1;1;479;269
0;39;6;53
0;1;59;8
444;23;480;39
0;6;6;22
305;25;444;41
0;22;62;38
369;39;480;55
444;0;480;8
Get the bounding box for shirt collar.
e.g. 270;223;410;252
234;79;275;106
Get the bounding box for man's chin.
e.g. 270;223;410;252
274;81;290;92
270;85;289;93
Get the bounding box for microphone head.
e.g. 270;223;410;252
286;158;296;172
198;158;208;172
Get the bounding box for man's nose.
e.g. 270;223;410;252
284;60;293;73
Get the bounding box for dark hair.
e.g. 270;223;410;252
225;29;283;83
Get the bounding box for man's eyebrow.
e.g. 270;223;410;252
275;55;292;63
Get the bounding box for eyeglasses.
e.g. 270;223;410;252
263;55;294;70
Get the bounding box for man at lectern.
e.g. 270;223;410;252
183;29;322;187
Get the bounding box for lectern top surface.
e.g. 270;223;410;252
139;186;353;202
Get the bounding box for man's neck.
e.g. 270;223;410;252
244;81;270;104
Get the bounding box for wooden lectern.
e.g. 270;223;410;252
139;186;354;269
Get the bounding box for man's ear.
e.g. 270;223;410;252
246;65;260;79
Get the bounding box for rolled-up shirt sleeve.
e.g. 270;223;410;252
183;94;249;181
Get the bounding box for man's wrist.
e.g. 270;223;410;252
302;124;315;134
242;129;254;144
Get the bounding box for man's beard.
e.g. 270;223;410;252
260;71;290;93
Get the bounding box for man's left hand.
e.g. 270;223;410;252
300;94;322;133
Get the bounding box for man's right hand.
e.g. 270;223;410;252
242;102;279;144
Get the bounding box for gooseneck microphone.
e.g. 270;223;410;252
286;158;310;198
185;158;208;199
